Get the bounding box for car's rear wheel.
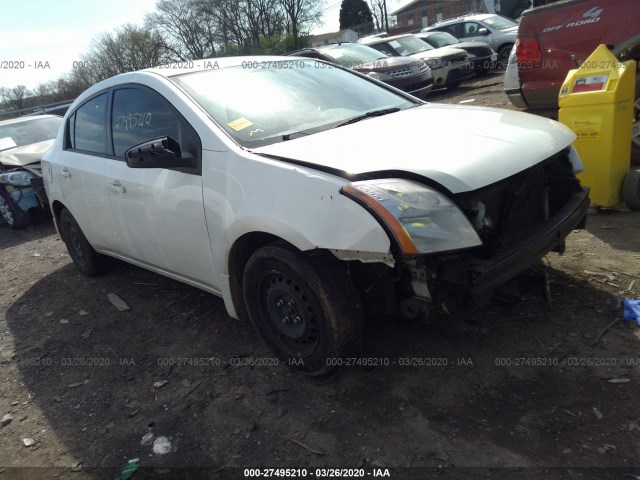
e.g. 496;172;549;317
0;188;30;229
59;208;111;276
243;244;362;376
497;44;513;69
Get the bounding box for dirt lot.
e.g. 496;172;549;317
2;72;640;480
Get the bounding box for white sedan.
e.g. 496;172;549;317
43;56;589;375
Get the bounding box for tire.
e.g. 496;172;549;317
0;188;30;229
59;208;111;276
243;245;362;376
497;44;513;69
623;169;640;211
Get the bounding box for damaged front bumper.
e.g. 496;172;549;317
0;170;49;212
437;187;590;296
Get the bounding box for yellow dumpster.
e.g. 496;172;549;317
558;44;636;208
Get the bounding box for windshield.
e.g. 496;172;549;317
421;32;459;48
0;117;62;152
379;36;434;56
483;15;518;30
321;44;388;68
172;59;416;148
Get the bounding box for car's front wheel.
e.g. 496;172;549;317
243;244;362;376
59;208;111;276
0;188;30;229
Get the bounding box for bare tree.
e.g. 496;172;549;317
146;0;220;60
80;24;170;83
279;0;324;49
368;0;386;31
0;85;31;112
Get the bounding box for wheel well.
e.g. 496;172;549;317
228;232;298;322
497;43;514;53
51;200;66;228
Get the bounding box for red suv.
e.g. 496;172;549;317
505;0;640;160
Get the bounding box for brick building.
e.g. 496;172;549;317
392;0;488;32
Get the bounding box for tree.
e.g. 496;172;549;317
279;0;324;49
368;0;387;32
339;0;373;34
0;85;31;112
145;0;219;61
80;24;170;84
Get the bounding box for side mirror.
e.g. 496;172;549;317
478;27;489;36
125;136;195;169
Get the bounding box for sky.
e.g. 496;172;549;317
0;0;406;92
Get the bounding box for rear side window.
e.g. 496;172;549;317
111;88;181;158
72;93;108;153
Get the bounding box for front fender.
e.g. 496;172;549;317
202;150;392;277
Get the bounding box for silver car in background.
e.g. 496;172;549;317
422;14;518;66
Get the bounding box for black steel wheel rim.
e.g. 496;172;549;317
256;270;320;357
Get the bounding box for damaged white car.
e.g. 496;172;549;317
0;115;62;228
42;57;589;375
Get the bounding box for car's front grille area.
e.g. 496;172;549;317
389;62;430;78
466;46;493;57
444;53;467;63
453;149;583;255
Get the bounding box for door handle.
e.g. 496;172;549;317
60;168;71;178
108;181;126;194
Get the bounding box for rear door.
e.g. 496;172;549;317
56;92;120;251
105;85;218;288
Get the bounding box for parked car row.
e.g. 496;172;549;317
292;33;499;96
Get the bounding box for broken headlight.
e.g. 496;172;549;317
0;170;36;187
342;179;482;255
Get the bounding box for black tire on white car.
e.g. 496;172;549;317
59;208;112;276
0;188;31;229
243;244;362;376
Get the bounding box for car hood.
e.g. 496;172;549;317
252;104;576;194
412;47;466;60
0;139;54;167
454;41;494;51
354;56;425;74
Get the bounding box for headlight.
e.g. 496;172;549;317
425;58;445;69
342;179;482;254
367;71;393;81
0;170;36;187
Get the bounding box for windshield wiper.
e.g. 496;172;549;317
281;131;311;141
335;107;401;128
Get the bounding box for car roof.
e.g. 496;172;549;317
0;114;61;127
359;33;413;45
431;13;496;26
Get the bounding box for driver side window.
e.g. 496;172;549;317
111;87;181;158
463;22;482;37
